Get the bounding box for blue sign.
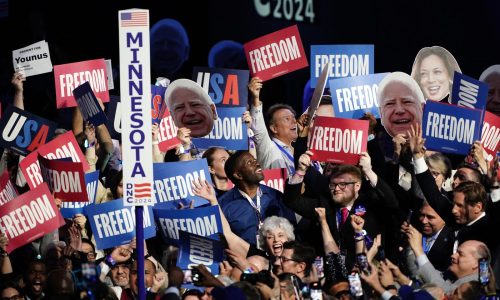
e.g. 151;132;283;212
192;67;249;108
451;72;488;110
73;82;108;126
310;45;374;86
192;107;248;150
329;73;389;119
0;105;57;156
153;159;213;208
151;85;167;124
84;199;156;250
177;231;224;275
154;205;223;246
60;171;99;218
423;101;482;155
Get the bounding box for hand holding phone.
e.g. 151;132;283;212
479;258;489;285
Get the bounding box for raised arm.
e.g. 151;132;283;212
11;72;25;110
315;207;340;254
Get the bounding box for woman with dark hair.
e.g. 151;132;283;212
202;147;231;197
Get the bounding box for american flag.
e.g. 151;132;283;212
120;11;148;27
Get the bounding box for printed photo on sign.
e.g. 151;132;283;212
193;67;249;108
451;72;488;110
177;231;224;274
85;199;155;250
164;79;218;138
54;58;109;108
0;105;57;156
0;183;64;253
330;73;389;119
308;116;368;164
411;46;461;103
310;45;374;87
154;159;213;207
244;25;308;81
192;107;248;150
60;171;99;218
12;40;53;77
154;205;223;246
378;72;425;137
422;101;482;155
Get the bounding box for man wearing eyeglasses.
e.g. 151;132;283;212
278;241;316;280
284;151;398;269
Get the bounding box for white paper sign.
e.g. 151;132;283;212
12;40;53;77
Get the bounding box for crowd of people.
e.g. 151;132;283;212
1;17;500;300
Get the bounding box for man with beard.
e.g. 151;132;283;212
23;260;47;300
284;151;398;268
219;151;296;246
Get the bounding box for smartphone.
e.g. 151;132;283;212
310;282;323;300
406;209;413;224
356;253;370;275
376;247;386;261
314;256;324;278
479;258;489;285
348;272;363;297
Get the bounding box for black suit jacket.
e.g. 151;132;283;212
426;225;455;272
284;169;399;269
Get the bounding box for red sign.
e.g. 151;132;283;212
260;168;287;193
0;170;18;206
54;58;109;108
244;25;308;81
20;131;89;189
308;116;369;164
481;111;500;162
157;108;181;152
0;183;64;253
39;155;88;202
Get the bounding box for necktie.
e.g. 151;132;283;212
340;207;349;226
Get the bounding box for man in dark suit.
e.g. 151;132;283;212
284;151;399;269
418;201;455;272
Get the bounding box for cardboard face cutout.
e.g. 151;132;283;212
411;46;461;103
378;72;425;137
165;79;216;138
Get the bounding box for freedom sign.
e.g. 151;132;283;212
154;205;223;246
0;170;18;206
423;101;482;155
0;105;57;156
20;131;89;190
60;171;99;218
73;82;108;126
308;116;368;164
192;107;249;150
39;155;87;202
310;45;374;86
244;25;308;81
157;108;180;152
260;168;287;193
54;58;109;108
193;67;249;108
480;111;500;162
0;183;64;253
177;231;224;274
330;73;389;119
85;199;156;250
153;159;213;207
451;72;488;110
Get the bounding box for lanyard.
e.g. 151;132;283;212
239;188;263;228
273;141;295;174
